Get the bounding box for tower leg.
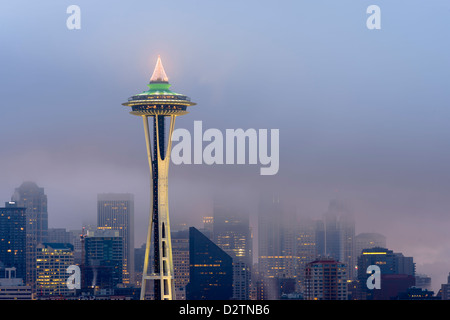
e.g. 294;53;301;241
140;115;176;300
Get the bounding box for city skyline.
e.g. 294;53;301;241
0;181;445;299
1;0;450;298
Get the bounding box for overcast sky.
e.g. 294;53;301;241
1;1;450;291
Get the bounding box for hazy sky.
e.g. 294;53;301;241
1;1;450;291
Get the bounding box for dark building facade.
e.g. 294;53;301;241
357;247;415;277
97;193;134;286
0;202;26;281
357;247;416;300
186;227;233;300
83;230;123;289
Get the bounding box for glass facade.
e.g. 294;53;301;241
84;230;123;289
97;193;134;286
0;202;26;281
186;227;233;300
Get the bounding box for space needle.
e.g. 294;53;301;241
122;56;196;300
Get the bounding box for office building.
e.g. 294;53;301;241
304;258;347;300
35;243;74;297
83;229;123;290
11;181;48;288
186;227;233;300
316;200;356;279
357;247;415;300
0;202;26;281
258;195;283;267
213;199;252;299
11;182;48;244
172;229;189;300
97;193;134;286
295;217;317;292
358;247;415;277
258;195;288;278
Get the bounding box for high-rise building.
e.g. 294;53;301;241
213;205;252;264
35;243;74;297
316;200;356;279
134;243;146;288
0;202;26;281
258;195;283;264
304;258;347;300
295;217;317;293
11;182;48;244
11;181;48;288
83;229;123;290
172;229;189;300
213;200;252;300
122;56;196;300
186;227;233;300
97;193;134;286
258;196;300;283
258;195;283;277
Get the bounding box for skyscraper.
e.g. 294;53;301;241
186;227;233;300
316;200;356;279
11;181;48;289
258;195;282;263
97;193;134;286
35;243;74;298
258;196;298;281
11;182;48;244
295;217;317;293
171;229;189;300
84;229;123;290
258;195;283;278
0;202;26;281
122;56;196;300
212;199;252;300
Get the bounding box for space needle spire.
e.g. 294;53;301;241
122;56;196;300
